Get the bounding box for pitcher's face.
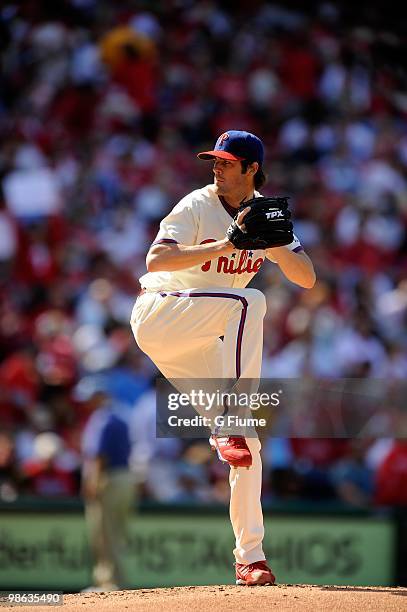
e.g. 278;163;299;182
213;158;254;200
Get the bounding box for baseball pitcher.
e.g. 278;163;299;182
130;130;316;586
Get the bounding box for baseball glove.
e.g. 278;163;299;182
226;196;294;250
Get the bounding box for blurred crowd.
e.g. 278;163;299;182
0;1;406;509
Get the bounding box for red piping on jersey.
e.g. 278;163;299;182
159;290;248;379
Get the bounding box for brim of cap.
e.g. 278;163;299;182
197;150;244;161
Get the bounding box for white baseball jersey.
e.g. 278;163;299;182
139;184;303;291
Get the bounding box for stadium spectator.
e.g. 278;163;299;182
0;431;21;502
374;441;407;507
22;431;77;497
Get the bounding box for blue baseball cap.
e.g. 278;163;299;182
197;130;264;165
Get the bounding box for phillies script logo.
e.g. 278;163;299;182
200;239;264;274
217;132;229;146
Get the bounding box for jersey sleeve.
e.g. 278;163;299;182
265;233;303;263
151;196;198;247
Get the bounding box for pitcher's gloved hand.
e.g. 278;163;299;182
226;196;293;250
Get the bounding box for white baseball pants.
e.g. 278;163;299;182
130;286;267;564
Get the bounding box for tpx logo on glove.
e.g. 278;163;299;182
266;209;285;220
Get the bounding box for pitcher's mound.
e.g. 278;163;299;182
6;584;407;612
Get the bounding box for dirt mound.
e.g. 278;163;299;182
4;584;406;612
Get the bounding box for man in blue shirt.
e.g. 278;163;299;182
76;378;135;591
